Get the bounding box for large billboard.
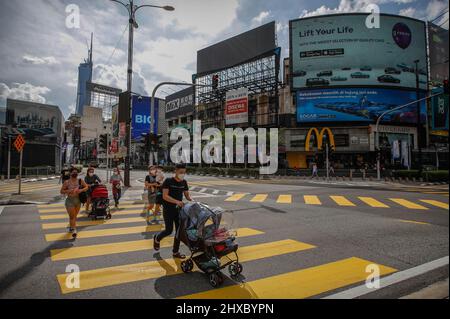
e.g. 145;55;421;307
431;88;449;130
225;88;249;125
131;96;159;141
428;22;449;83
197;22;276;75
165;87;194;119
290;13;428;90
297;88;426;124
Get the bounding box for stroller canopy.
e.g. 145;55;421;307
180;202;223;239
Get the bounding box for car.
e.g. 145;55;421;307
293;70;307;77
360;66;372;71
385;67;401;74
330;76;347;81
378;74;401;83
341;67;351;71
317;70;333;77
351;72;370;78
397;63;414;73
306;78;330;87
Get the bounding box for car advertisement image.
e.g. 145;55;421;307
297;88;427;123
290;14;428;90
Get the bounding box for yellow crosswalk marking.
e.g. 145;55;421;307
225;194;247;202
45;225;163;241
40;209;145;220
420;200;449;210
250;194;268;203
330;196;355;207
304;195;321;205
41;216;153;230
179;257;396;299
390;198;428;210
50;228;264;261
57;239;315;294
277;195;292;204
37;201;138;208
39;204;144;213
358;197;389;208
398;219;430;225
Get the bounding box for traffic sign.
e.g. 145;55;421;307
13;134;25;152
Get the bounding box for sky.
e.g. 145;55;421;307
0;0;448;119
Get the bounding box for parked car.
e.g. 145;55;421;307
317;70;333;77
360;66;372;71
397;63;414;73
351;72;370;78
378;74;401;83
385;67;401;74
306;78;330;87
330;76;347;81
293;70;307;77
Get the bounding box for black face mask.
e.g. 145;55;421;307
71;173;78;178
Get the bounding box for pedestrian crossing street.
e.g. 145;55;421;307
37;201;399;298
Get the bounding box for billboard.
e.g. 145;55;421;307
297;88;426;124
428;22;449;83
225;88;248;125
290;14;428;90
197;22;276;75
431;88;449;130
165;87;194;119
131;96;159;141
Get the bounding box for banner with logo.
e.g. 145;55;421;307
225;88;249;125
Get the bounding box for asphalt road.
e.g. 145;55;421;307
0;171;448;299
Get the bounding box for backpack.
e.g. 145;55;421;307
78;179;88;204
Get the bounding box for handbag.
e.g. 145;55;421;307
78;179;88;204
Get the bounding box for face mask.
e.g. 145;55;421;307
150;170;156;175
177;174;185;181
89;173;93;176
113;171;118;175
71;173;78;178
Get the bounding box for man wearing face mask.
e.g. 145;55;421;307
153;163;192;259
84;167;102;213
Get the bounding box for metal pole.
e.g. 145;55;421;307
326;143;329;180
124;1;134;187
7;135;11;180
18;149;23;195
414;60;422;174
106;133;110;181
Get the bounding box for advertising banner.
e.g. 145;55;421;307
225;88;249;125
165;87;194;119
297;87;426;124
131;96;159;140
431;89;449;130
290;14;427;90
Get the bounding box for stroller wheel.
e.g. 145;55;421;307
209;272;223;288
181;259;193;273
106;213;112;220
229;262;243;276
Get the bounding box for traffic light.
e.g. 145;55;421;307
99;134;108;150
444;79;449;94
118;91;131;123
212;74;219;90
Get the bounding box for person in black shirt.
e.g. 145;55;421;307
153;164;192;258
84;167;102;213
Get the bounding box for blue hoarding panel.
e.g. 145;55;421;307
131;96;159;140
297;88;426;124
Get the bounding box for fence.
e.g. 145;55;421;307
1;166;56;179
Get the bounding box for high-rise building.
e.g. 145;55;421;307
75;33;93;116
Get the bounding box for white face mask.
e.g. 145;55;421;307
89;173;94;177
177;174;185;181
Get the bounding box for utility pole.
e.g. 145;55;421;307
7;135;11;180
110;0;174;186
414;60;422;175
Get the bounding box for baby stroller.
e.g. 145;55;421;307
89;184;112;220
178;202;243;288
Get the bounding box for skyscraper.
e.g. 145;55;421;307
75;33;93;116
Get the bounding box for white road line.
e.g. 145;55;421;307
212;190;220;195
323;256;449;299
199;188;207;193
190;186;197;191
226;191;234;196
0;206;4;216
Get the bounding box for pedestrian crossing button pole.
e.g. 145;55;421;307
13;134;26;195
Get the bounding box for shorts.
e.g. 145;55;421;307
65;196;81;209
156;192;163;205
147;192;157;205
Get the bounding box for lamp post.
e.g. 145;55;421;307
110;0;174;186
414;60;422;175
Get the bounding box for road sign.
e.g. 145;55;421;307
13;134;25;152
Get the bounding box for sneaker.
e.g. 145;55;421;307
151;217;159;225
71;229;77;239
153;234;160;251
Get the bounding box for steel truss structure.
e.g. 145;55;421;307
195;52;280;129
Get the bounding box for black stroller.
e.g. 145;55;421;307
178;202;243;287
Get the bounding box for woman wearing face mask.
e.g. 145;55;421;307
153;164;192;259
145;165;161;225
110;167;123;208
60;168;89;238
84;167;102;213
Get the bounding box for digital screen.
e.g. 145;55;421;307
290;14;428;90
131;96;159;141
297;87;426;124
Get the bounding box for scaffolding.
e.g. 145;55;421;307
195;52;280;129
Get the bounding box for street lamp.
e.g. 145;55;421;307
110;0;174;187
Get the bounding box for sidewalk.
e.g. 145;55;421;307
400;278;449;299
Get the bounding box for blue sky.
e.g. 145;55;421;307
0;0;448;119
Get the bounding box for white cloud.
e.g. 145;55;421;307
23;55;60;65
399;7;417;17
426;0;449;28
0;82;51;105
252;11;271;25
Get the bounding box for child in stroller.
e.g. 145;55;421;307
89;184;112;220
178;202;243;288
